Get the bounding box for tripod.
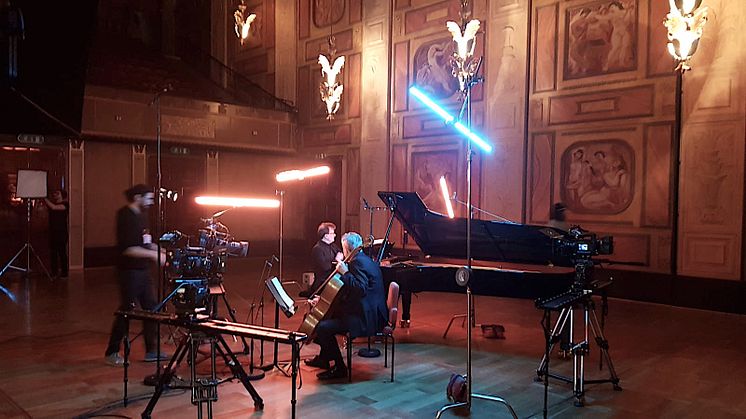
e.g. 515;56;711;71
535;261;622;408
0;199;52;280
139;329;263;419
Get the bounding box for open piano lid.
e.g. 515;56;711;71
378;191;574;267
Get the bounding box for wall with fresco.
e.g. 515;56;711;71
291;0;746;281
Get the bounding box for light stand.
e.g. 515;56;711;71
150;85;171;380
436;62;517;419
0;198;53;281
262;189;292;376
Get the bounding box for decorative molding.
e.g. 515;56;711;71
404;1;459;35
303;124;352;147
548;85;654;125
162;115;216;139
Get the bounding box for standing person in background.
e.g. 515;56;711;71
44;189;68;279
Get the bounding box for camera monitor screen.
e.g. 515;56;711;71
16;170;48;198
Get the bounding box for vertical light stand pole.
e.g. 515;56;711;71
437;50;517;419
671;70;682;276
263;189;291;376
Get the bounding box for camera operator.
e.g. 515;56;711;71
104;184;167;366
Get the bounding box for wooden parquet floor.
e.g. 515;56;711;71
1;258;745;418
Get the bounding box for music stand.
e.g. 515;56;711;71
1;170;52;280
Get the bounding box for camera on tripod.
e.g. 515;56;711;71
158;225;249;317
553;226;613;262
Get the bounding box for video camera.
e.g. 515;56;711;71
553;226;613;263
158;224;249;317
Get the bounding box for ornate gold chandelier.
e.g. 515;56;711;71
318;35;345;120
664;0;708;71
446;0;481;93
234;0;256;45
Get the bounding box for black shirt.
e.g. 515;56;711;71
311;239;340;284
48;202;69;239
116;206;149;270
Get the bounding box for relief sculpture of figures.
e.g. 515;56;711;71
565;0;637;80
561;140;634;214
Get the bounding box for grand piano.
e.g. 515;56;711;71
377;191;577;323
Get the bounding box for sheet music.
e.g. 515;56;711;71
266;276;296;317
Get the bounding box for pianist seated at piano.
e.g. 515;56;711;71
378;192;576;327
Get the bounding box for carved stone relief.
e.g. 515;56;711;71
564;0;637;80
560;139;634;214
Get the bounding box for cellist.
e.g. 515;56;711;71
304;231;388;380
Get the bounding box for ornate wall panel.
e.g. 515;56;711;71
302;124;352;147
304;29;354;61
346;147;360;216
548;85;654;125
641;123;672;228
533;4;557;93
404;1;461;35
528;132;554;224
679;121;744;279
646;0;674;76
393;41;410;112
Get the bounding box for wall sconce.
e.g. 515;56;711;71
664;0;708;71
234;0;256;45
318;35;345;120
446;1;481;93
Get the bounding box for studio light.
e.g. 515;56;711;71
275;165;331;182
194;196;280;208
439;176;455;219
409;86;492;153
159;187;179;202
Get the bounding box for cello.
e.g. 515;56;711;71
298;245;362;340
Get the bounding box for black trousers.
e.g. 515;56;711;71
49;235;68;277
105;269;158;356
314;317;351;367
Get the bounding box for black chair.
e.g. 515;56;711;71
345;281;400;382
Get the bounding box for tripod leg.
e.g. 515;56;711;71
0;245;27;276
28;244;53;280
589;308;622;390
215;336;264;410
536;307;571;377
573;307;587;407
142;338;190;419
